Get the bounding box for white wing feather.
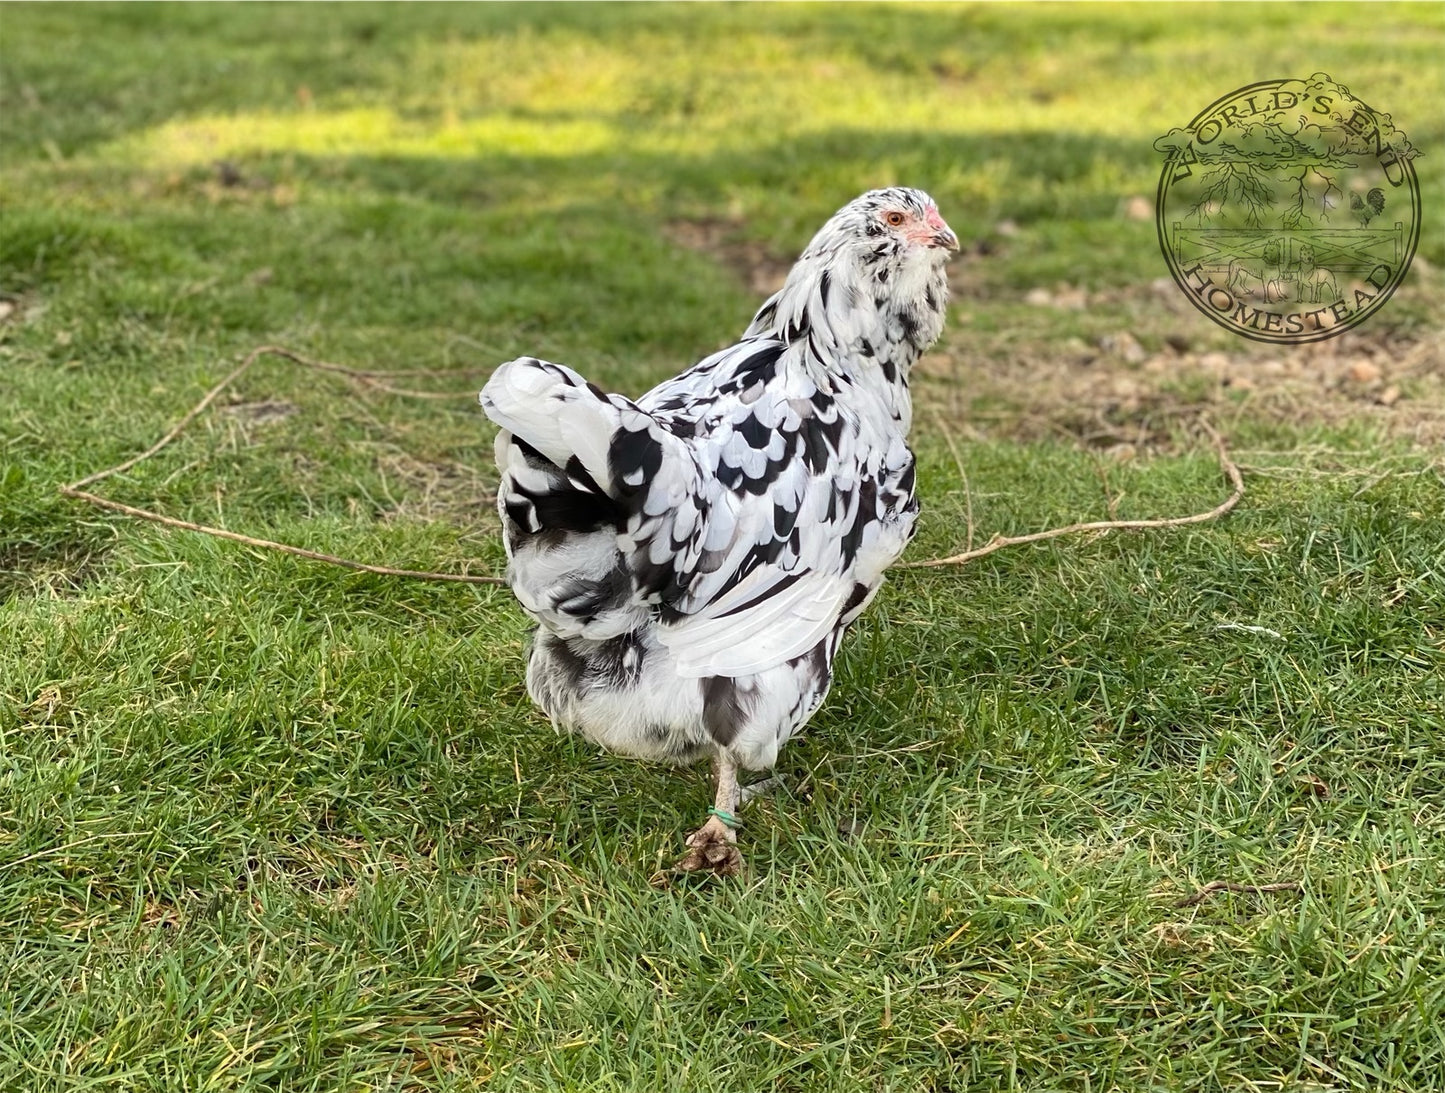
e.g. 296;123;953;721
659;569;854;677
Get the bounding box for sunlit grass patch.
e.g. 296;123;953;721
101;108;623;166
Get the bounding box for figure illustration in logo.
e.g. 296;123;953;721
1227;238;1288;303
1351;187;1386;227
1289;243;1339;304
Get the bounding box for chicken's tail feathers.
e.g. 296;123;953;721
484;357;661;639
481;356;628;494
481;356;685;507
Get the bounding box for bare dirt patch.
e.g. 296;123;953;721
0;534;112;602
664;218;793;297
922;308;1444;452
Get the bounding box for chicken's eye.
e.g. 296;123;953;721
884;211;905;227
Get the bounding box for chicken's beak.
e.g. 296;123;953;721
923;207;959;253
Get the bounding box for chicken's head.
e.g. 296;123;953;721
747;186;958;365
816;187;959;262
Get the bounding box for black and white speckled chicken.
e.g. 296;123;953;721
481;188;957;874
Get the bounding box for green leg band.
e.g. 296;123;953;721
707;806;741;830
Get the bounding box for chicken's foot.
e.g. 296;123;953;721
676;751;744;876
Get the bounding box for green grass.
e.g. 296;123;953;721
3;3;1444;1090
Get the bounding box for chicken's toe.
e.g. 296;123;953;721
676;816;743;877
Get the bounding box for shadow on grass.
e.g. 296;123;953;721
1;126;1158;348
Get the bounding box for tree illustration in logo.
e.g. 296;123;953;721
1154;74;1415;232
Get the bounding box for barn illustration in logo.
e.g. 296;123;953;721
1155;73;1420;344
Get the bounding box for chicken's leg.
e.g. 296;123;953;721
676;751;744;876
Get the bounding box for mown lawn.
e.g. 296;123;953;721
2;4;1444;1090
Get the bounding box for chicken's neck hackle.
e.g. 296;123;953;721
743;220;948;436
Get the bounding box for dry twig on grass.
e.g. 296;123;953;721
904;419;1244;570
59;344;506;586
1176;880;1302;908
